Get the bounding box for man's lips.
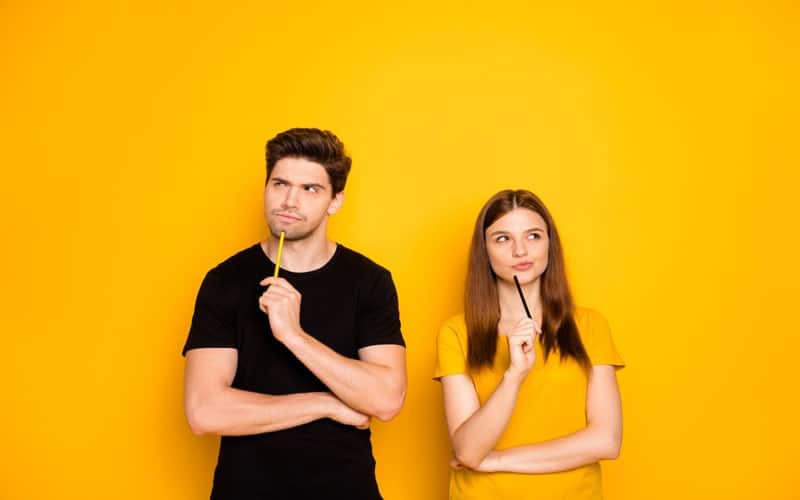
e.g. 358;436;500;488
512;262;533;271
274;212;303;222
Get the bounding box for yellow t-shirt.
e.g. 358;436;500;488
434;307;625;500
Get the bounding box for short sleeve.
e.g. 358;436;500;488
182;268;239;356
433;316;468;379
355;269;405;349
582;309;625;368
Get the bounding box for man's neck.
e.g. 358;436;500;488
261;233;337;273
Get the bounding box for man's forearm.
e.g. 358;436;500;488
186;388;333;436
282;332;404;421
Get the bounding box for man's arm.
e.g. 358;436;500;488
284;338;406;422
468;365;623;473
259;276;407;422
183;347;370;435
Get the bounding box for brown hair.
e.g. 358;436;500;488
265;128;352;194
465;189;591;372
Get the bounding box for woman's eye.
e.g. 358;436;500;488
528;233;540;240
496;235;509;243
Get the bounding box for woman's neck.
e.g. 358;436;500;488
497;277;543;322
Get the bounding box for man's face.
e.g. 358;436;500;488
264;157;343;241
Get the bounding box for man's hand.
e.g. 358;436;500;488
322;393;371;430
258;276;303;344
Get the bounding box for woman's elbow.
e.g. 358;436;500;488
598;433;622;460
453;448;483;470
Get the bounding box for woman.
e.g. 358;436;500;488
434;189;624;499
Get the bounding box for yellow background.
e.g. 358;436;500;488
2;2;798;499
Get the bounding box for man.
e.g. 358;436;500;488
183;128;407;499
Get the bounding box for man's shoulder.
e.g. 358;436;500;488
335;244;392;277
206;243;263;281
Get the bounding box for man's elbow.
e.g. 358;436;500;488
373;387;406;422
186;403;218;436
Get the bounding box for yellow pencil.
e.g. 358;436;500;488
273;231;285;277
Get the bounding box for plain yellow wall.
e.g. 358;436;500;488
2;2;798;498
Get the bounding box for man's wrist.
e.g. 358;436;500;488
312;392;337;419
278;327;307;350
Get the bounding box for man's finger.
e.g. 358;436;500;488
259;276;296;289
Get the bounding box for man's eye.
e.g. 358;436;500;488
306;186;318;193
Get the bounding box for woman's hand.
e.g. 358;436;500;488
506;317;539;381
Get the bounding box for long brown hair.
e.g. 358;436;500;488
465;189;590;372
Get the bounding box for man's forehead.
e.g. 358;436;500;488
271;157;330;184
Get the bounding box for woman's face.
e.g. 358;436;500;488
485;208;549;285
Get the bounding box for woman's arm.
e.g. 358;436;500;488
470;365;622;473
442;370;525;469
442;318;537;469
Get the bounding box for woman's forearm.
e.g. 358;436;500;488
451;371;526;468
478;425;622;474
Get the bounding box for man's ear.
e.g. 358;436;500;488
327;191;344;215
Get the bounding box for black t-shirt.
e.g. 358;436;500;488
183;243;404;500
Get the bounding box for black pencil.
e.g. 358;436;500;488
513;275;533;319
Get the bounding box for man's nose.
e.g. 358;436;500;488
281;187;299;208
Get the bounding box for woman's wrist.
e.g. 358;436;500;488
503;368;528;387
477;450;503;472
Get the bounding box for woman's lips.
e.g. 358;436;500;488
512;262;533;271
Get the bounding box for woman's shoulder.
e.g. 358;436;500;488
574;306;624;366
573;306;608;325
573;306;612;339
440;313;467;336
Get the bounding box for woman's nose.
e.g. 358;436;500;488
512;240;528;257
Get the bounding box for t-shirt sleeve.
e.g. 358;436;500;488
182;268;239;356
433;319;468;379
583;309;625;368
355;269;405;348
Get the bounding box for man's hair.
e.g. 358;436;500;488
265;128;352;194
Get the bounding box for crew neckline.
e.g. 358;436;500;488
256;241;342;277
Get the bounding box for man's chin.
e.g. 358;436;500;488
268;226;310;241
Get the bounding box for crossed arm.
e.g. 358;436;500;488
183;274;407;437
184;344;405;436
442;365;622;473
